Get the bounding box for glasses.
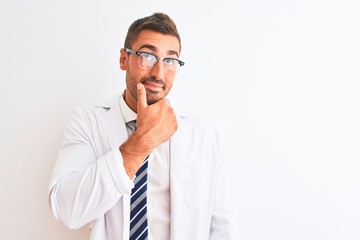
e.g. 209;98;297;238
125;48;185;73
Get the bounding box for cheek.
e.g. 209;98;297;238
165;77;175;91
125;70;137;91
127;65;143;83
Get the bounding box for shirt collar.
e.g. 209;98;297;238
119;91;137;123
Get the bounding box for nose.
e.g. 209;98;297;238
150;60;165;80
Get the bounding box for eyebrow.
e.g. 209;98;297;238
138;44;179;58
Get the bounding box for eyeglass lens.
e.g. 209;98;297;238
139;53;180;73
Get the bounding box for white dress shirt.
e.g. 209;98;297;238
119;94;170;240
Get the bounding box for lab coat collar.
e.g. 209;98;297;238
96;92;190;118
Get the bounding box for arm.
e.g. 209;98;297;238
48;106;133;229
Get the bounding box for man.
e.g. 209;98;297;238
49;12;236;240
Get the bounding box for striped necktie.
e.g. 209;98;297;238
127;120;149;240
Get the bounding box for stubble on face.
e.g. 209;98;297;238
126;73;171;106
123;30;179;110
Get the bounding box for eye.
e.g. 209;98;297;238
141;53;153;61
163;58;176;66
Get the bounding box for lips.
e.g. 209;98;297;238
143;80;164;92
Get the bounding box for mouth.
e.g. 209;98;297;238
143;80;164;92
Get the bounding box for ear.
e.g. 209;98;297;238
119;48;127;70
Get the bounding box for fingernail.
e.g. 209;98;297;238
137;83;142;90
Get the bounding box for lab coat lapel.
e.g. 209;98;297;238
169;110;192;240
169;119;184;240
99;94;128;151
98;94;131;240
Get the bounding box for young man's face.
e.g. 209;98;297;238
120;29;181;112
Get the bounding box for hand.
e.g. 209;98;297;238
120;83;178;178
135;83;178;150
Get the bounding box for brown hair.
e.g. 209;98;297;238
124;12;181;52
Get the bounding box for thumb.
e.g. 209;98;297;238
137;83;148;111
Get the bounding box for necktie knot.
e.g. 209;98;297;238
127;120;137;132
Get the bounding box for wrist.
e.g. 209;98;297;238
119;134;152;178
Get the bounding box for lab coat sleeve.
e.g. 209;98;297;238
48;106;133;229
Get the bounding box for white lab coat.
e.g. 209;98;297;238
49;94;237;240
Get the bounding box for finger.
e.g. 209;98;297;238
137;83;148;111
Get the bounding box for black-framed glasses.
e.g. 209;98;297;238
125;48;185;73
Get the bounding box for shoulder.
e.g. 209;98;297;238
63;94;121;137
172;103;219;139
184;112;218;132
172;101;216;129
71;94;120;120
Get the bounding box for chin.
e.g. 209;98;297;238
147;98;160;105
147;94;164;105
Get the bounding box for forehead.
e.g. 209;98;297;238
131;29;180;55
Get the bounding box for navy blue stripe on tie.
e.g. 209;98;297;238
130;192;147;220
130;217;148;240
130;156;148;240
130;202;147;229
131;181;147;205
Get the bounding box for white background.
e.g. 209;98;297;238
1;0;359;239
